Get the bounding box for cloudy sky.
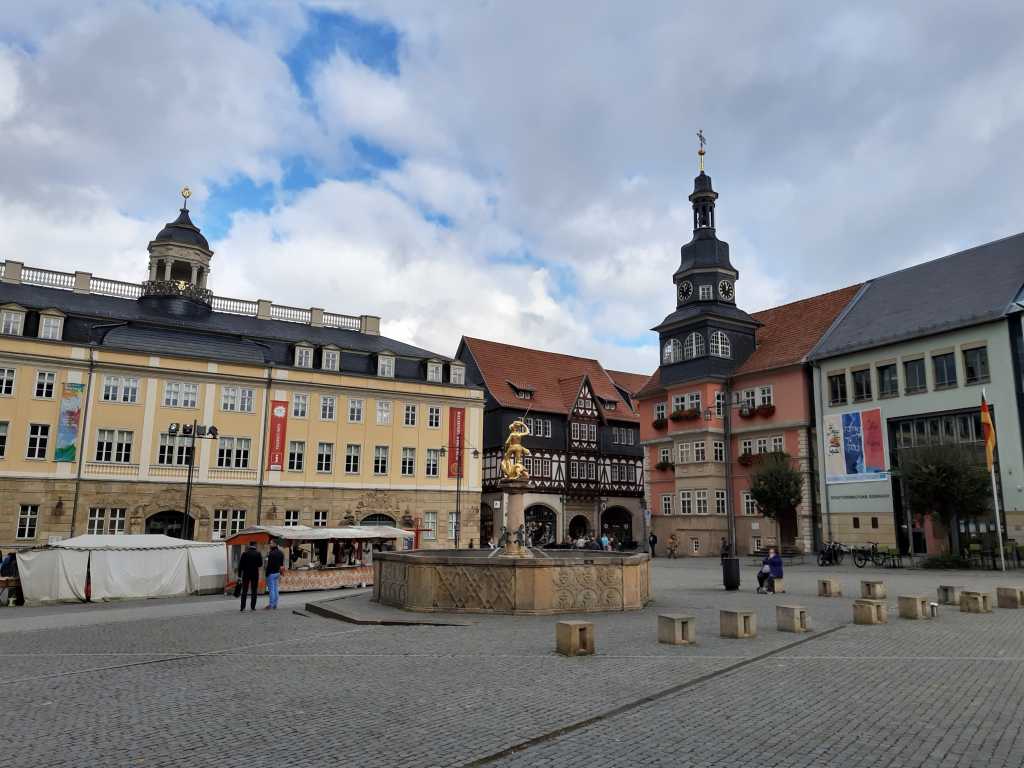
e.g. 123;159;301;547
1;2;1022;373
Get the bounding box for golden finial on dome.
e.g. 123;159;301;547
180;186;191;209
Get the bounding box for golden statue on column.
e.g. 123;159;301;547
500;419;531;480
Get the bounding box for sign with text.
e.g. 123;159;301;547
267;400;289;471
447;407;466;478
55;382;84;462
824;407;888;484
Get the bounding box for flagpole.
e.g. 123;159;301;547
991;465;1006;572
982;388;1005;572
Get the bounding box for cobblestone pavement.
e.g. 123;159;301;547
4;559;1024;767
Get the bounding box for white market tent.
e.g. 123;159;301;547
231;524;413;542
18;534;226;605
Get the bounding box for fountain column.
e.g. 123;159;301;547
499;477;531;557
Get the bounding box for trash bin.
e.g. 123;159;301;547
722;556;740;591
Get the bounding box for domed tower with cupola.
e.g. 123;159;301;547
652;135;760;387
139;186;214;317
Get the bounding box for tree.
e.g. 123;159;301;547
899;444;991;554
749;452;803;546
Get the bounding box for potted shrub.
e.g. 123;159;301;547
757;403;776;417
669;409;687;422
682;407;702;420
655;460;675;472
652;416;668;429
737;452;754;467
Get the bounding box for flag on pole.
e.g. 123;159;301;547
981;393;996;472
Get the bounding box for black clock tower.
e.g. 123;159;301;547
652;143;760;388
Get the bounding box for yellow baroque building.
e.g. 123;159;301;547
0;201;482;551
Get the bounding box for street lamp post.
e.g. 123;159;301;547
439;439;480;549
168;420;218;540
704;381;740;590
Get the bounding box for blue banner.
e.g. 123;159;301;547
842;411;864;475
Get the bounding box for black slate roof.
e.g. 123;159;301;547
153;208;210;251
0;281;452;367
810;231;1024;360
652;301;761;332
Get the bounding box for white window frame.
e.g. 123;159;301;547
741;439;753;455
756;437;769;454
679;491;692;515
284;509;300;527
320;395;336;421
678;442;691;464
772;435;784;453
292;392;308;418
313;510;328;527
684;332;706;359
695;489;709;515
217;437;251;469
661;494;673;515
691;538;701;554
693;441;706;463
687;392;701;410
450;365;465;385
376;400;392;425
26;423;49;460
294;345;313;369
322;349;340;371
0;367;14;396
102;375;139;404
759;385;774;406
709;330;731;358
423;511;437;540
348;398;363;423
401;447;415;476
715;490;727;515
16;504;39;539
1;309;25;336
713;440;725;463
35;370;56;399
715;391;724;417
377;355;395;378
316;442;334;473
698;284;713;300
345;444;360;474
157;433;191;466
427;362;443;383
654;402;667;420
0;420;8;457
743;492;758;516
373;445;389;475
288;440;305;471
403;403;417;427
38;314;64;340
427;405;441;429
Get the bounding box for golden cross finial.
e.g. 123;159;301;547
697;130;706;172
180;185;191;210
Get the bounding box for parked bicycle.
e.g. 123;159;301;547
817;541;846;567
853;542;887;568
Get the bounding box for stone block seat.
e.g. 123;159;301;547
897;595;931;620
720;610;757;638
861;580;886;599
960;591;993;614
556;621;595;656
853;599;887;625
937;585;965;606
657;614;696;645
776;605;810;633
996;587;1024;609
818;578;841;597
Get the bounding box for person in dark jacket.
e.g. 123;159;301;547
238;543;263;611
648;533;658;557
264;541;285;610
756;547;784;594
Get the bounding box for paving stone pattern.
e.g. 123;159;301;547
3;560;1023;767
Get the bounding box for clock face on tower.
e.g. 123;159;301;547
678;281;693;303
718;279;734;301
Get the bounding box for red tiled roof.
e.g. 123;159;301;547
606;369;652;396
636;283;863;396
735;284;863;375
461;337;640;421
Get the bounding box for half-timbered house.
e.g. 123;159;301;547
456;337;646;547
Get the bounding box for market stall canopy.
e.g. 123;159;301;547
227;525;413;544
19;534;225;604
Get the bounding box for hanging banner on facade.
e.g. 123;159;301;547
824;407;888;484
55;382;85;462
448;407;466;478
267;400;289;471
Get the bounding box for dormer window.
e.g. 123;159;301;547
38;312;64;341
427;362;443;383
450;365;465;385
377;354;395;378
516;390;532;400
1;306;25;336
294;345;313;368
322;348;340;371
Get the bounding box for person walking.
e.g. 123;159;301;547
756;547;784;594
719;537;730;564
666;534;679;559
238;542;263;611
264;540;284;610
648;533;658;557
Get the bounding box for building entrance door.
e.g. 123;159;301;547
601;507;633;549
568;514;590;541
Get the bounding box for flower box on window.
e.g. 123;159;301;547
682;408;702;421
652;417;668;429
756;404;776;417
737;452;755;467
655;460;675;472
738;406;756;419
669;409;687;422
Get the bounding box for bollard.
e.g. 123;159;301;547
556;621;595;656
928;602;939;618
657;614;696;645
996;587;1024;609
861;580;886;599
937;585;965;606
959;592;993;614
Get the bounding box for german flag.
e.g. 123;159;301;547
981;393;997;472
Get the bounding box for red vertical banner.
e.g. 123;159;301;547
267;400;289;471
448;407;466;478
860;408;885;472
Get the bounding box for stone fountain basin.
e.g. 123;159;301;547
373;549;652;615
